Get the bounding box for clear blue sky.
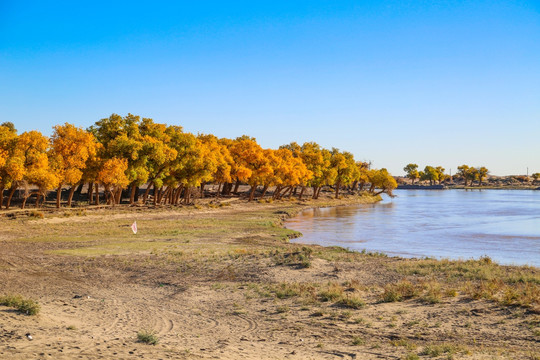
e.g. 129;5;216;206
1;1;539;176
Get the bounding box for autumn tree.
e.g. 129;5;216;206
17;131;59;208
368;168;398;196
198;134;233;198
435;166;446;185
164;128;217;204
330;148;356;198
352;162;370;192
422;166;439;186
0;123;22;209
403;163;419;184
457;165;477;186
228;137;270;201
50;123;98;207
532;173;540;184
97;158;130;205
89;114;148;204
476;166;489;186
139;118;177;204
295;142;329;199
270;148;312;200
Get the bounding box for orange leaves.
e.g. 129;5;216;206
50;123;98;186
97;158;130;189
1;114;398;206
17;130;59;191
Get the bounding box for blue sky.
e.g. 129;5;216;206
1;1;539;175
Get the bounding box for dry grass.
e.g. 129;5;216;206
0;294;40;315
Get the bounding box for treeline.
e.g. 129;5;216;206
0;114;397;209
403;163;490;186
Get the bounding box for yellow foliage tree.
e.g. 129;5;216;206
16;131;59;208
97;158;130;205
50;123;98;207
0;123;22;209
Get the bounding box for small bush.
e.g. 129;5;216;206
137;329;159;345
0;294;40;315
319;283;344;302
337;295;365;309
382;281;420;302
422;283;442;304
403;353;419;360
352;336;365;346
420;344;463;357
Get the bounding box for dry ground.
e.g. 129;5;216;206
0;195;539;360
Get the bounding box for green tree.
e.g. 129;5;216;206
368;168;397;196
403;163;419;184
89;114;148;204
422;166;439;186
435;166;446;185
476;166;489;186
457;165;476;186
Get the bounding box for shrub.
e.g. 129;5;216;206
382;281;420;302
137;329;159;345
337;295;365;309
0;294;40;315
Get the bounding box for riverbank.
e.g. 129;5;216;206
0;195;538;359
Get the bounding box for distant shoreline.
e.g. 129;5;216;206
397;184;539;190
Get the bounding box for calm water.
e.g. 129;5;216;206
286;190;540;266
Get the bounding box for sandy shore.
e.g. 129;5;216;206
0;195;538;359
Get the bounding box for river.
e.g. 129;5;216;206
286;189;540;267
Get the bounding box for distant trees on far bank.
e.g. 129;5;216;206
403;163;490;186
0;115;397;209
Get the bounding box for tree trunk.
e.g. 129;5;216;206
200;183;205;198
129;185;137;204
216;183;222;198
87;182;94;203
74;182;84;199
67;185;76;207
248;185;257;202
95;183;100;205
233;180;241;195
115;187;122;204
56;186;62;208
153;184;158;206
143;182;153;204
273;185;282;200
335;181;341;199
260;185;269;199
298;186;305;200
21;195;29;209
0;186;4;209
6;185;16;209
288;186;295;198
312;186;318;199
35;193;41;207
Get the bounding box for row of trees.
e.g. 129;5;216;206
403;163;490;186
403;164;448;185
0;114;396;209
456;165;489;186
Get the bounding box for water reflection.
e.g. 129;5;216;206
286;190;540;266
